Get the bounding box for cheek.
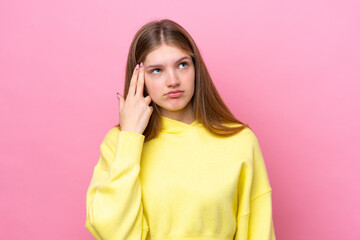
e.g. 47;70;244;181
184;69;195;86
144;79;161;96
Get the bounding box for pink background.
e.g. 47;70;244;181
1;0;359;239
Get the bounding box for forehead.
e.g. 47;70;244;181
144;44;189;64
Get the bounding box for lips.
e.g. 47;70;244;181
166;90;183;94
166;90;183;97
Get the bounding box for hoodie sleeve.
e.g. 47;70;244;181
234;129;276;240
85;128;149;240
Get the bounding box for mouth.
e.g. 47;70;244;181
166;91;184;97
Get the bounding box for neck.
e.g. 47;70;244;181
160;104;195;125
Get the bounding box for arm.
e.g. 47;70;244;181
247;190;275;240
85;128;149;240
235;130;276;240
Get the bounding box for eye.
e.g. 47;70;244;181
150;62;189;74
152;68;161;74
179;62;188;69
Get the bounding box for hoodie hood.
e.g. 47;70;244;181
160;115;201;134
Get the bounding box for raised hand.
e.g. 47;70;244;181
117;62;153;135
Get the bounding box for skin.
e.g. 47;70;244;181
143;44;196;125
117;43;196;135
118;62;153;134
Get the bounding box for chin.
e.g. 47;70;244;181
158;100;192;112
160;105;187;112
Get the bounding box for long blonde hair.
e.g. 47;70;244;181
115;19;251;141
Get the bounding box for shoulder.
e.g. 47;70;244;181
240;127;259;143
221;122;260;146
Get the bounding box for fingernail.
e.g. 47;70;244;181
136;64;139;70
117;92;120;100
140;62;143;67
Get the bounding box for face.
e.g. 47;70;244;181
143;44;195;117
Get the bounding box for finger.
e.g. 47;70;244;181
127;64;140;97
136;62;145;97
117;92;121;109
144;95;152;105
119;94;124;112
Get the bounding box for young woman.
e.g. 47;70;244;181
85;19;276;240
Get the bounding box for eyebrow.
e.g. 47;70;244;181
145;56;191;69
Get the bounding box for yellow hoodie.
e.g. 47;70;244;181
85;115;276;240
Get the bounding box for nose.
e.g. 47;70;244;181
166;69;180;87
